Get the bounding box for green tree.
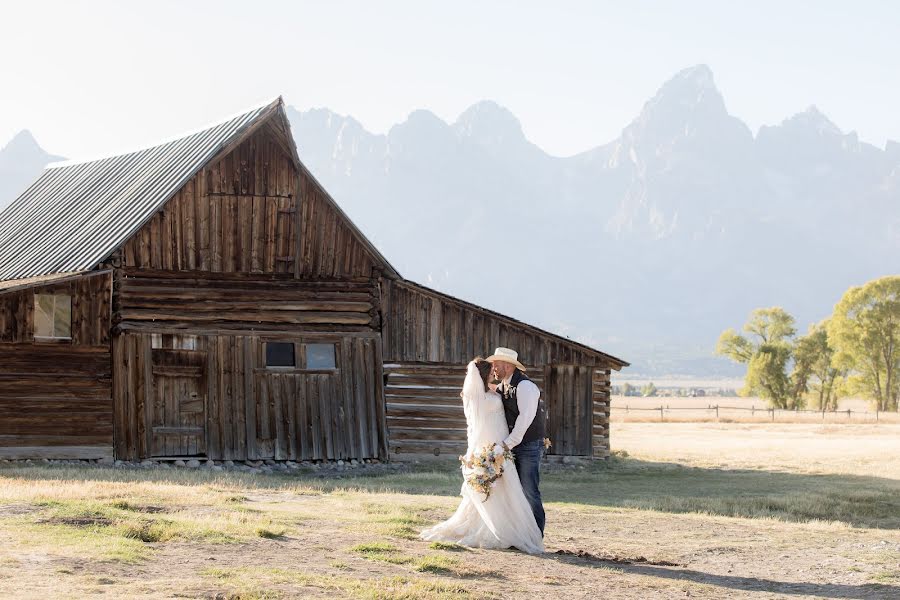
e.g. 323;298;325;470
828;276;900;412
717;307;797;408
791;321;843;410
621;383;635;397
641;382;657;397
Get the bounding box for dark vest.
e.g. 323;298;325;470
499;369;546;444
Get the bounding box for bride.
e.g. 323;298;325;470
420;358;544;554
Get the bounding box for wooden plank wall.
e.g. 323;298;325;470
115;270;379;333
253;335;386;461
297;170;380;279
0;273;113;458
0;272;111;345
382;280;605;367
544;365;594;457
381;279;618;457
592;368;611;458
120;128;382;279
0;345;112;456
114;331;386;461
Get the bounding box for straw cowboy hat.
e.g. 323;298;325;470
485;347;527;372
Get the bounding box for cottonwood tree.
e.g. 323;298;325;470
717;307;798;409
828;276;900;412
791;321;843;411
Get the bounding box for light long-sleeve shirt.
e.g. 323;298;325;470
501;376;540;449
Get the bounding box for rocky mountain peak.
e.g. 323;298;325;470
782;105;843;136
2;130;61;161
638;64;727;120
453;100;526;146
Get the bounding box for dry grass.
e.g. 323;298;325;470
0;424;898;598
611;421;900;477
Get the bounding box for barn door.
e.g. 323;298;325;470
150;349;207;457
544;365;594;456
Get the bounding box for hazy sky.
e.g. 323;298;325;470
1;0;898;159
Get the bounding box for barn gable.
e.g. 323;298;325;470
0;98;398;283
118;125;392;280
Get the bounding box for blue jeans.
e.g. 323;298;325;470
514;438;545;536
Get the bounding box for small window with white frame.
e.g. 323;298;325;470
34;293;72;339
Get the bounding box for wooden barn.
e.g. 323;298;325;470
0;98;627;463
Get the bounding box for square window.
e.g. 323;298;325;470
54;295;72;338
34;295;54;337
34;294;72;339
305;343;336;369
265;342;295;367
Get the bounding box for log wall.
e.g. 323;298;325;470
384;363;552;456
114;270;379;333
592;368;611;458
0;345;112;457
114;331;386;461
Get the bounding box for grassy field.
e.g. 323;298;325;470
0;423;898;599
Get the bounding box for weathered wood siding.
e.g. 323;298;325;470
120;128;382;279
544;365;593;456
110;117;391;462
114;331;386;461
0;272;111;345
114;270;379;333
382;280;606;367
0;345;112;457
382;280;617;458
0;273;113;458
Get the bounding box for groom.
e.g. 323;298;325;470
486;347;546;536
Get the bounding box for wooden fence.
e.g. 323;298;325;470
613;404;899;423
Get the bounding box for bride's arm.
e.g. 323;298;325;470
461;361;485;419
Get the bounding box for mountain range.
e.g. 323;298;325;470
2;65;898;375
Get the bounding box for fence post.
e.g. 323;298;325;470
847;409;851;421
770;408;775;422
715;405;719;420
876;409;879;422
660;407;664;422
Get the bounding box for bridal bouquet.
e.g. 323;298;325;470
459;443;514;502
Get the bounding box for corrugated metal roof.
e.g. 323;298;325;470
0;98;282;281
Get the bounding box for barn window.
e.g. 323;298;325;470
34;294;72;339
265;342;295;367
304;343;336;369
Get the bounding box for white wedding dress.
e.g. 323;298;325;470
420;362;544;554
